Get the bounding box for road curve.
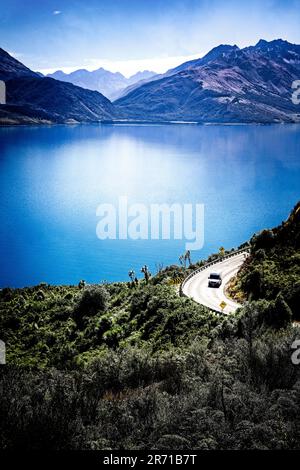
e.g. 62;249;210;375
182;251;248;314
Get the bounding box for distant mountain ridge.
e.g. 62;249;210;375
116;44;240;101
1;40;300;125
47;68;157;100
115;39;300;123
0;48;117;124
166;44;240;75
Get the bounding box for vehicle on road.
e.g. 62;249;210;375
208;272;222;288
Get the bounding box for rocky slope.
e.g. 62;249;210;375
2;40;300;124
115;39;300;123
0;48;38;80
0;49;117;124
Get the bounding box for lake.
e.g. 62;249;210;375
0;123;299;287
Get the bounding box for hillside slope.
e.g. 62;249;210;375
114;45;238;101
0;47;38;80
1;203;300;450
115;40;300;123
5;77;116;123
1;202;299;368
0;49;117;124
230;201;300;320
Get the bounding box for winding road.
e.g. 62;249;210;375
182;251;249;314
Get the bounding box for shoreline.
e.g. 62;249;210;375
1;119;300;128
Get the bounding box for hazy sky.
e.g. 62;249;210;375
1;0;300;76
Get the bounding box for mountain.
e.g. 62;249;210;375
4;77;116;124
47;68;157;100
2;40;300;125
0;49;117;124
116;45;239;101
113;75;160;101
115;39;300;123
167;44;240;75
47;68;128;101
0;48;38;80
127;70;157;84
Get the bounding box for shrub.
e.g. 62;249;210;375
76;285;110;316
242;268;263;300
252;230;275;250
265;293;293;328
35;290;45;301
78;280;86;289
285;281;300;319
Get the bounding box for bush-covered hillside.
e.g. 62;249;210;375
0;281;218;369
0;202;300;450
229;201;300;321
1;324;300;450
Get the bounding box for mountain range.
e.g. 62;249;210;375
46;68;156;101
0;39;300;125
115;39;300;123
0;48;116;124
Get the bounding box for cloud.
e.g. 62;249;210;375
53;10;61;15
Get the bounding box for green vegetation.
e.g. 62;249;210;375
230;201;300;321
0;203;300;450
0;280;217;369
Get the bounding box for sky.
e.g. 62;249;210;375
0;0;300;77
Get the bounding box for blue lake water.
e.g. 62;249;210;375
0;123;299;287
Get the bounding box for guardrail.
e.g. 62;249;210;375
180;246;251;297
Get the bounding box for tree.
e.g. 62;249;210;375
252;229;275;250
128;270;135;283
179;251;191;268
242;268;263;300
141;265;151;284
219;246;225;257
155;263;164;274
286;281;300;319
184;250;191;267
78;279;86;289
266;293;293;329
